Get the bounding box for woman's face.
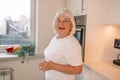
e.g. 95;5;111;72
55;14;72;37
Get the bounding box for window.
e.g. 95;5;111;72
0;0;37;57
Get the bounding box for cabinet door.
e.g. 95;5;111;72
102;0;120;25
66;0;87;16
82;65;109;80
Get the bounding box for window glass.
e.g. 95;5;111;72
0;0;30;45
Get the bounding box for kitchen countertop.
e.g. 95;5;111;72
84;61;120;80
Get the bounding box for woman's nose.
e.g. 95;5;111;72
60;21;65;25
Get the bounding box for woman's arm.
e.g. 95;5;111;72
39;61;82;75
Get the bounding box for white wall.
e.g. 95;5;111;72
38;0;66;54
85;0;120;63
0;0;65;80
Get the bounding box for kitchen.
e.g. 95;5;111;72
0;0;120;80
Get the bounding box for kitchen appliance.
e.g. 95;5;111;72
74;15;86;62
113;39;120;66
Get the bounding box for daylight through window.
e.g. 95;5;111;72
0;0;31;45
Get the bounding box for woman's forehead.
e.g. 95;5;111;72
57;14;70;19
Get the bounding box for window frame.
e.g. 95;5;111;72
0;0;38;58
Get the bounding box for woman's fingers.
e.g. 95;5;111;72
38;61;48;71
38;61;55;71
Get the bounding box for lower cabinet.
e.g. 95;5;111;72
75;64;109;80
75;73;83;80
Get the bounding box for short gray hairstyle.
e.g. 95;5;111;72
52;8;76;34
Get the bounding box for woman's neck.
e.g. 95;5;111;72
57;33;70;39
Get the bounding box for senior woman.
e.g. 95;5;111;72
39;8;83;80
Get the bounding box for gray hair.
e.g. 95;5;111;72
52;8;76;34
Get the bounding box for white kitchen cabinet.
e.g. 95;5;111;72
102;0;120;25
82;65;109;80
75;71;83;80
66;0;87;16
75;64;109;80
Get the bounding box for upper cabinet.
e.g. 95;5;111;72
102;0;120;25
66;0;87;16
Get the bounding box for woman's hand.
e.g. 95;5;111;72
38;61;54;71
39;60;82;74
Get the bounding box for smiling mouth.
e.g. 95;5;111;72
58;27;65;30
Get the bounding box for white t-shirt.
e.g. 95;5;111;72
44;34;83;80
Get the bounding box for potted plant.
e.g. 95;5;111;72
6;40;36;63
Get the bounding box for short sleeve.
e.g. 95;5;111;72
65;45;83;66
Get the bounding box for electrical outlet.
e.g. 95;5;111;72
114;39;120;49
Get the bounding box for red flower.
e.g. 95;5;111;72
6;45;20;53
6;46;14;53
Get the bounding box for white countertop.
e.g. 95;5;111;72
85;61;120;80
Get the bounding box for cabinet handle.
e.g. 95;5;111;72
81;0;85;13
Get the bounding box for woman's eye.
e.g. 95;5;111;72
56;19;70;23
57;19;61;22
63;20;69;23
